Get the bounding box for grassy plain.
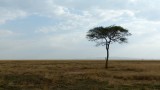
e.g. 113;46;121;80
0;60;160;90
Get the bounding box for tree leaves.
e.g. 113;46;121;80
86;25;131;46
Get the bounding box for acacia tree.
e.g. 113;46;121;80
86;25;131;69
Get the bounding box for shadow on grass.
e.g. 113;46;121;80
0;74;52;90
52;76;109;90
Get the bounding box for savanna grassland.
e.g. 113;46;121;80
0;60;160;90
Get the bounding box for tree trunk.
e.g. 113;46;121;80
105;44;110;69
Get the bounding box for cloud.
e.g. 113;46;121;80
0;29;15;37
0;0;160;59
0;7;28;24
0;0;66;24
122;20;160;36
36;7;136;34
115;19;160;59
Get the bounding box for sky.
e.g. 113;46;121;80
0;0;160;59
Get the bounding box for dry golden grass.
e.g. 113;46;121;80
0;60;160;90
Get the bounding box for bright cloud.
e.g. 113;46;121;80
0;8;27;24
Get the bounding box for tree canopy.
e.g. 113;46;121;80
86;25;131;68
86;25;131;46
